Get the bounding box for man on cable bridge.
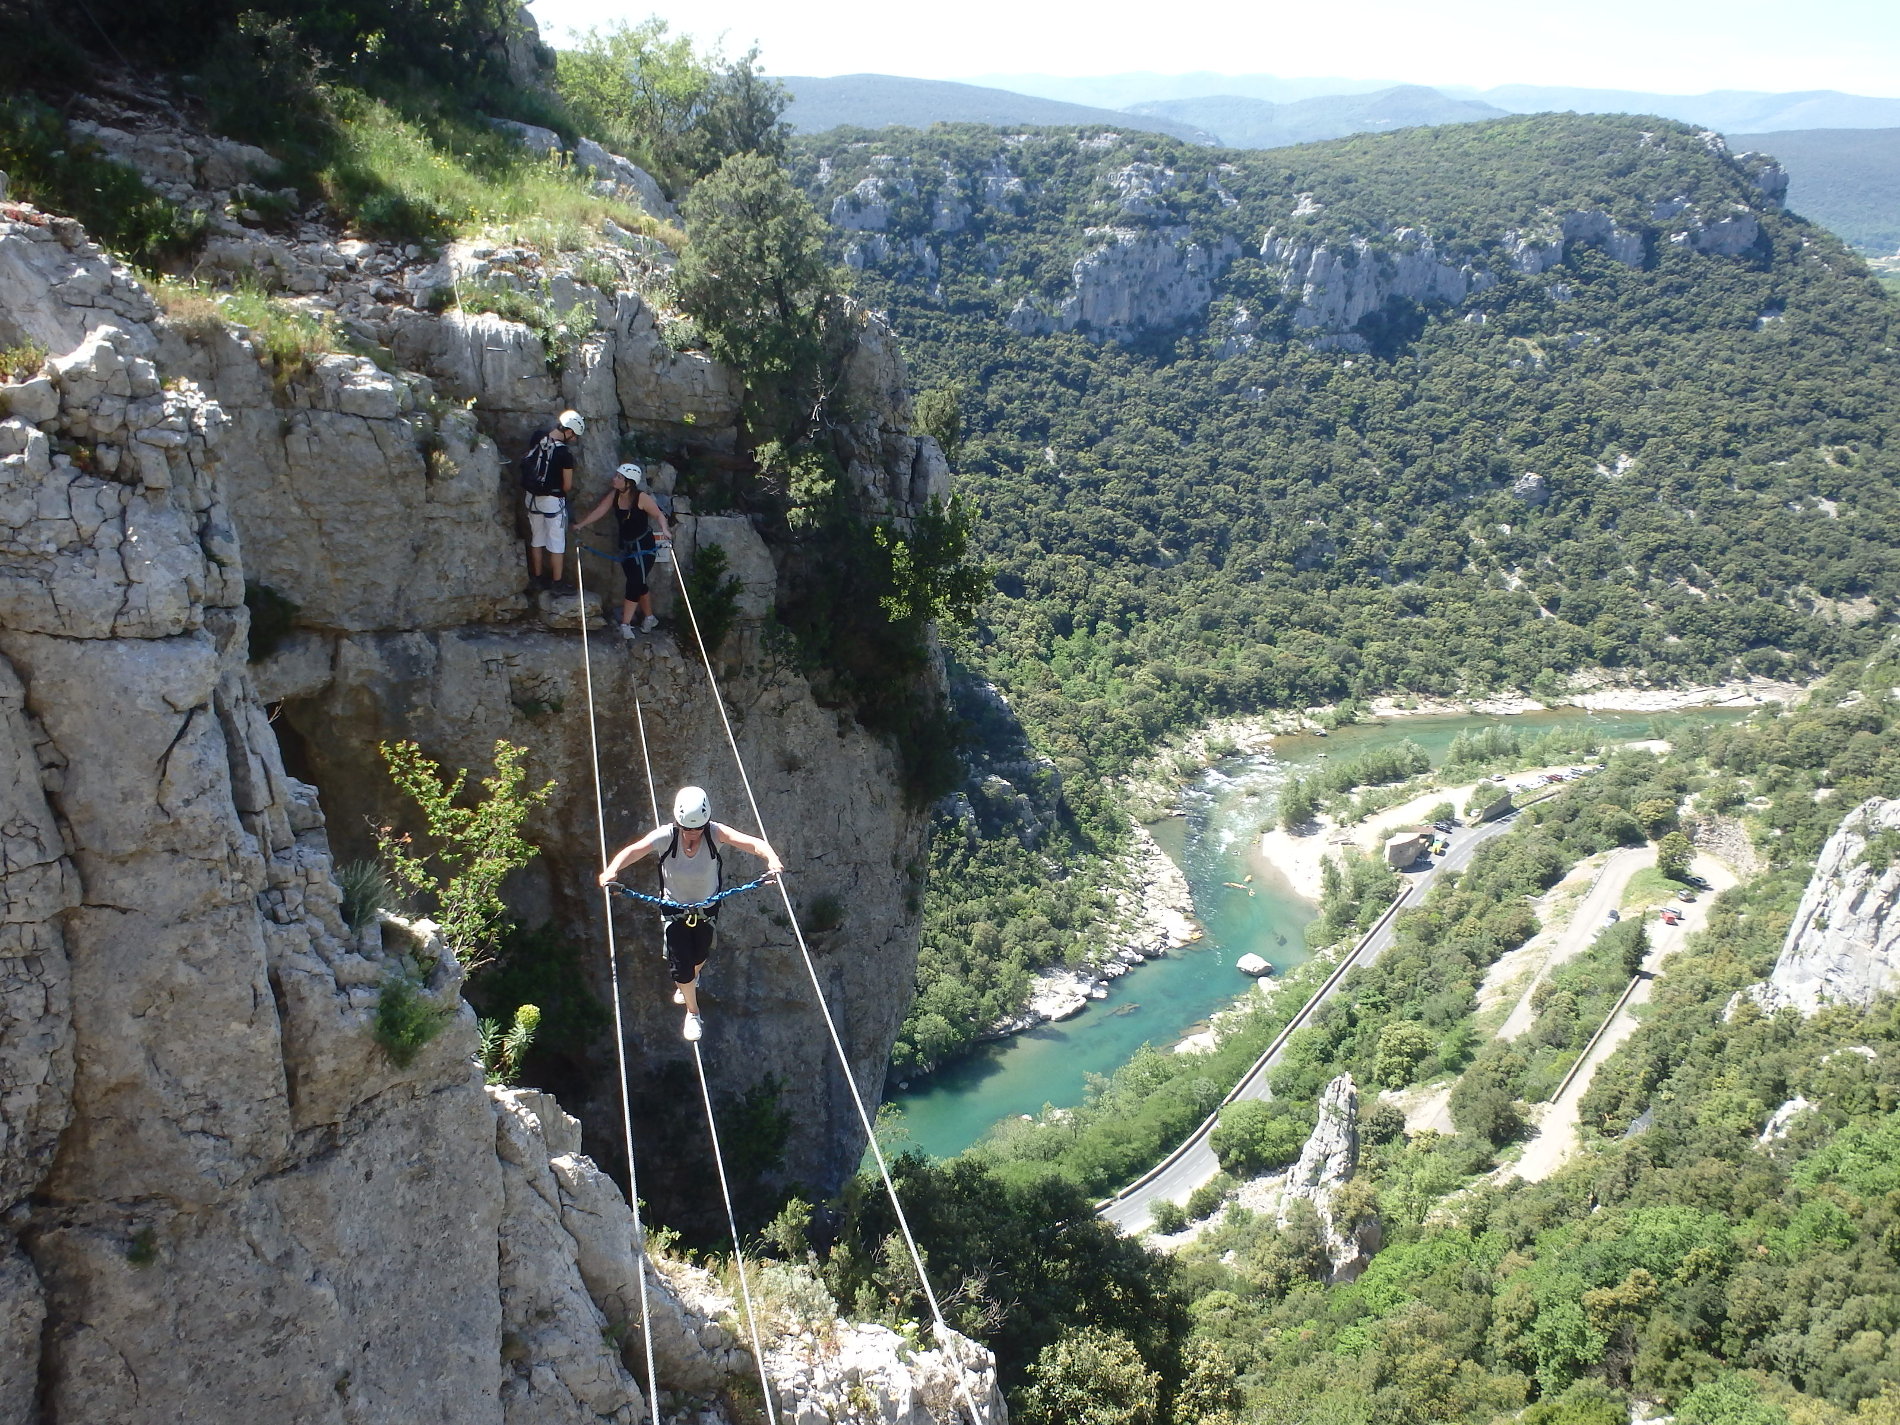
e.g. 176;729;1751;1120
599;786;783;1042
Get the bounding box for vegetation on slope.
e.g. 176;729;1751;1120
809;654;1900;1424
793;113;1900;1070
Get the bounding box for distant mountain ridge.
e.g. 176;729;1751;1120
1128;86;1508;149
975;72;1900;133
777;74;1215;144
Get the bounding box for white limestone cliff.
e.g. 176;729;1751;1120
0;134;994;1422
1277;1073;1382;1283
1746;797;1900;1016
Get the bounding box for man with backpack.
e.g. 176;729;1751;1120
597;785;784;1042
521;410;583;590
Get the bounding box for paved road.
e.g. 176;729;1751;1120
1099;797;1545;1234
1508;852;1737;1183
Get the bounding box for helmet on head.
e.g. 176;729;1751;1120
616;462;646;490
673;785;711;829
557;410;585;435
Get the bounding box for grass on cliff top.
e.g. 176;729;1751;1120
319;90;683;250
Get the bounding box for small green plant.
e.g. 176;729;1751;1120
803;891;845;934
682;538;742;658
0;339;46;381
455;277;595;374
373;972;450;1068
479;1002;541;1086
337;859;396;931
1148;1199;1187;1234
126;1226;159;1267
219;283;338;380
376;739;554;970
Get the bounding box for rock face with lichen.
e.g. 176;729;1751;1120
1747;797;1900;1017
0;139;993;1420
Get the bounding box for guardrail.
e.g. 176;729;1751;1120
1095;784;1566;1217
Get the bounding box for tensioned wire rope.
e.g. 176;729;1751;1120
574;540;783;1425
660;539;994;1425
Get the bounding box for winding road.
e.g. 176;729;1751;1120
1098;792;1553;1234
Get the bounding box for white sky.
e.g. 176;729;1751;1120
528;0;1900;97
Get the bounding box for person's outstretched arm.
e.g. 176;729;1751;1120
598;825;672;885
713;823;783;876
573;489;615;529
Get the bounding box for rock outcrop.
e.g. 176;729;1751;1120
0;132;990;1419
1746;797;1900;1016
1277;1073;1382;1282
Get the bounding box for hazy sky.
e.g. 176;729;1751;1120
531;0;1900;97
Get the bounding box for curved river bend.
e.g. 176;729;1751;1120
888;706;1749;1161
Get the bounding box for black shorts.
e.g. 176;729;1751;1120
664;915;716;984
622;541;655;601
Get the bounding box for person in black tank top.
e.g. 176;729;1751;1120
576;463;672;636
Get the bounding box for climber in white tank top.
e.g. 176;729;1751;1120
598;785;783;1042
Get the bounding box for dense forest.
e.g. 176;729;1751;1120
825;655;1900;1425
791;115;1900;1069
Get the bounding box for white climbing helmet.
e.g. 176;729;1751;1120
557;410;585;434
616;462;646;490
673;785;711;829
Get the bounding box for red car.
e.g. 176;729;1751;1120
1659;908;1682;926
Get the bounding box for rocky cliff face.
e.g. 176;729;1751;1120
1277;1074;1381;1283
0;116;988;1420
1747;797;1900;1016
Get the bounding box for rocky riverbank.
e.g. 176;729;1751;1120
986;821;1201;1036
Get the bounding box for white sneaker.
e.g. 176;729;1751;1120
672;987;686;1006
682;1013;703;1042
640;614;660;633
617;621;637;640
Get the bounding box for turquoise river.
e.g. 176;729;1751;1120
886;705;1753;1161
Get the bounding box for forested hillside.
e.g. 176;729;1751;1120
797;114;1900;1070
827;655;1900;1425
797;117;1898;783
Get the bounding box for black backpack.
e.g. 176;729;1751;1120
518;433;566;497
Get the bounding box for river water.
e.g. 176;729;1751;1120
886;705;1752;1161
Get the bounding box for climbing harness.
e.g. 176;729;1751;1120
576;552;784;1425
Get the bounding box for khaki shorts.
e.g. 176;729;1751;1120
526;495;567;553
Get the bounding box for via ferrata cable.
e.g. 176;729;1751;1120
571;550;665;1423
580;546;783;1423
665;548;992;1424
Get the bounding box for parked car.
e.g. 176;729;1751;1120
1605;908;1621;925
1660;908;1682;926
1676;888;1696;903
1431;819;1457;834
1685;874;1709;889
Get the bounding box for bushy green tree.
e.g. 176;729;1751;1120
675;152;839;441
1210;1100;1310;1174
1018;1327;1160;1425
555;20;787;193
1656;829;1696;881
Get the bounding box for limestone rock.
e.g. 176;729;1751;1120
769;1321;1008;1425
0;1235;43;1424
1512;472;1551;506
1747;797;1900;1015
487;117;564;158
494;1090;644;1423
1059;227;1238;343
575;138;675;220
1278;1073;1381;1282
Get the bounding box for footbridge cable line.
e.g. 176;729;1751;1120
575;552;784;1424
664;551;993;1425
571;550;665;1422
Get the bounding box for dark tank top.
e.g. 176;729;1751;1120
613;490;652;549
